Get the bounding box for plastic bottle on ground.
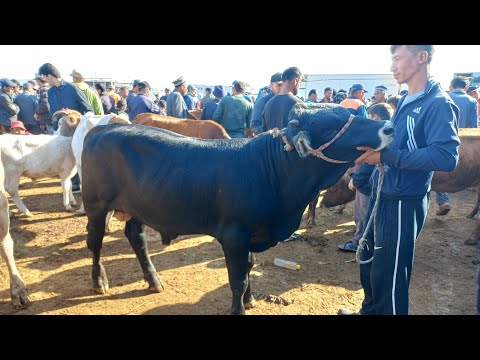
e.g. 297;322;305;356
274;258;301;270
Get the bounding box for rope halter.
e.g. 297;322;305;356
271;114;355;164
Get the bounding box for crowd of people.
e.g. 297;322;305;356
0;45;478;315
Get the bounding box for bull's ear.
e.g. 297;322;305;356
288;119;299;128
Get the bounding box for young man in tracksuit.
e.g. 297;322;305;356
340;45;460;315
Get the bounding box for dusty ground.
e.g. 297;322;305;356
0;177;478;315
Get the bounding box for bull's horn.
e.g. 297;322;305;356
52;110;70;122
288;119;299;127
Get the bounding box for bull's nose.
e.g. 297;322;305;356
383;125;395;136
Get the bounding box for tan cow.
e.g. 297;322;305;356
133;113;231;140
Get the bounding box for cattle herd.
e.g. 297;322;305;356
0;104;478;314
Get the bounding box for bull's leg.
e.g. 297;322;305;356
86;212;109;294
306;195;319;227
0;193;29;308
5;176;32;217
124;217;163;292
467;187;480;218
221;228;250;315
243;252;256;309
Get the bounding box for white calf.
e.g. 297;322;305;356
0;156;29;308
0;134;77;216
55;110;130;230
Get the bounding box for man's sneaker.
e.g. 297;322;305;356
72;186;81;194
338;308;361;315
338;240;358;252
436;203;451;216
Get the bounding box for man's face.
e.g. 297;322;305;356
3;85;14;94
390;45;425;85
165;89;171;96
374;89;386;102
470;90;479;100
324;90;333;99
292;76;302;95
42;74;55;86
11;127;25;135
179;84;187;96
270;81;283;95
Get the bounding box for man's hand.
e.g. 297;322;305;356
355;146;381;165
34;113;38;121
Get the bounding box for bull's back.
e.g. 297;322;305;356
81;124;243;231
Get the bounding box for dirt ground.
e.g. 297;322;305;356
0;177;478;315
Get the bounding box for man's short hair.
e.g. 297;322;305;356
450;76;469;90
390;45;434;64
38;63;61;78
324;87;332;93
205;87;212;93
282;66;303;82
368;103;394;120
308;89;318;97
233;81;247;93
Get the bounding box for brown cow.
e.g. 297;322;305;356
311;128;480;245
133;113;231;140
188;109;202;120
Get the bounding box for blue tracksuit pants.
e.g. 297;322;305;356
359;193;429;315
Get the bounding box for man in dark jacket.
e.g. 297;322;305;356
0;78;19;133
14;83;40;134
95;83;115;114
339;45;460;316
128;81;160;121
38;63;93;126
38;63;93;193
34;73;52;134
250;72;283;135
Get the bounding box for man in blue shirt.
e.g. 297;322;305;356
339;45;460;315
250;72;283;135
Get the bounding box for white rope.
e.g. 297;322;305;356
356;163;388;264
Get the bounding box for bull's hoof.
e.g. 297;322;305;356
334;208;344;214
148;283;164;293
436;204;451;216
11;289;30;309
25;211;33;217
93;284;109;294
65;206;75;212
244;296;256;309
464;238;479;246
74;209;86;216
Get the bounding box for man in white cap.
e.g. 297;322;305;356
167;76;189;119
70;69;104;115
373;85;388;104
0;78;20;133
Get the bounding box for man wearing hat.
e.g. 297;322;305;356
127;81;161;121
250;72;283;135
14;83;41;134
184;84;199;110
201;85;226;120
339;83;369;117
0;78;20;133
467;85;480;120
10;120;31;135
70;69;104;115
373;85;388;104
167;76;189;119
160;87;171;102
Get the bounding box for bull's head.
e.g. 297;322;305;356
284;103;394;162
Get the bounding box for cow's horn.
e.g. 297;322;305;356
288;119;299;127
52;110;70;122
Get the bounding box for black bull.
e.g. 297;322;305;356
81;103;394;314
